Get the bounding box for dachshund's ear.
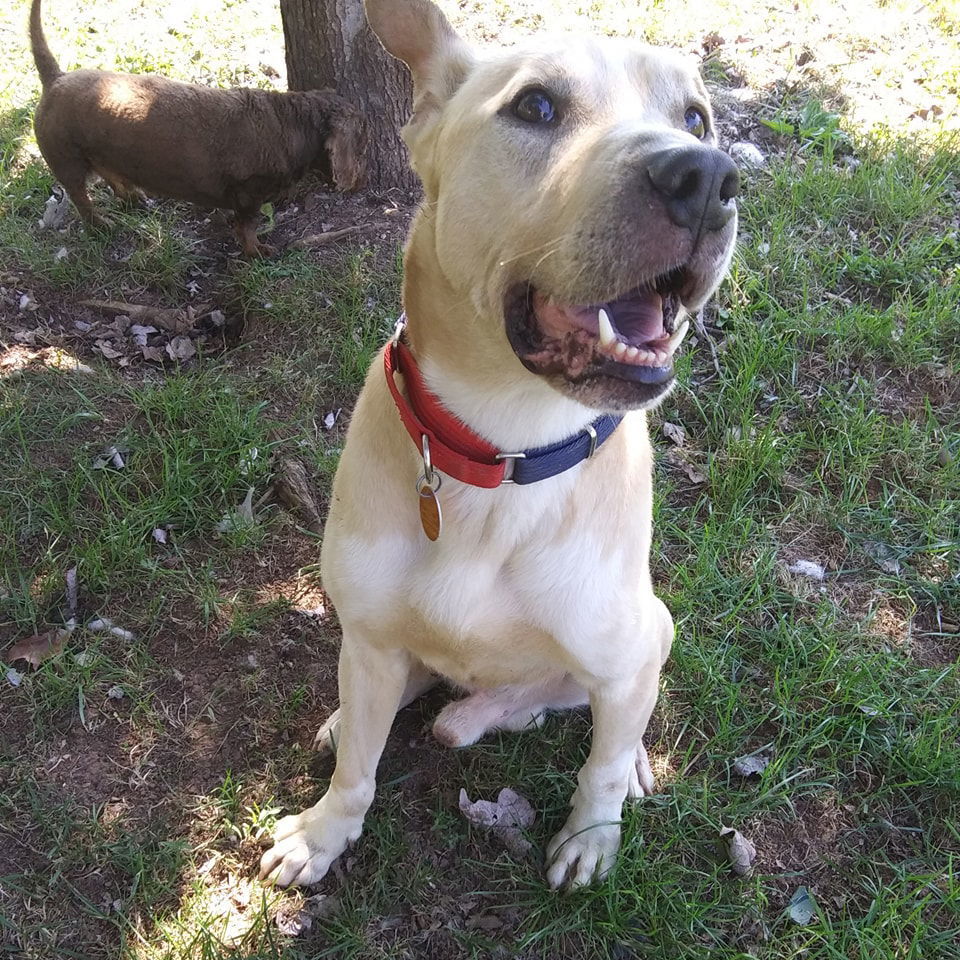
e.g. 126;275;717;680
326;108;365;192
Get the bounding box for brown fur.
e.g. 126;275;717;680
29;0;364;256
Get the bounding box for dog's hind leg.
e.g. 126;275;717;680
43;150;109;229
235;209;276;259
313;658;436;754
98;170;146;209
432;675;588;748
259;633;416;887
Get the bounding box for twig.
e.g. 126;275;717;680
293;221;391;250
693;307;722;377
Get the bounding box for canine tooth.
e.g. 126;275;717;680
665;318;690;354
614;341;627;357
597;308;617;347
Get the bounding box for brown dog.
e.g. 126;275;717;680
29;0;363;256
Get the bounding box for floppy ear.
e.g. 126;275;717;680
364;0;473;115
325;110;365;192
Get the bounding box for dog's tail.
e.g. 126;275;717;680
29;0;62;88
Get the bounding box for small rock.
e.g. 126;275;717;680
729;142;766;168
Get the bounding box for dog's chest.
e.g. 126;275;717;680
328;472;649;686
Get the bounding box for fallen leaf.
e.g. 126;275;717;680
141;344;165;362
208;309;226;327
6;627;72;668
322;409;342;431
6;667;24;687
239;448;259;476
18;294;35;312
215;487;256;535
152;527;168;544
92;445;129;470
459;787;535;855
733;753;770;777
165;336;196;362
275;894;340;937
662;421;686;446
720;826;756;875
38;190;70;230
107;685;125;699
95;339;124;360
129;324;158;346
788;886;817;925
786;559;826;581
681;461;708;484
54;246;69;261
862;540;901;575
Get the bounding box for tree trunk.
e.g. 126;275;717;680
280;0;418;193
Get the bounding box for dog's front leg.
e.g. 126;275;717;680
259;636;411;887
545;655;663;890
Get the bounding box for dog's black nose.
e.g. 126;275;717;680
646;146;739;233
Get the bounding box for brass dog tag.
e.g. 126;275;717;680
418;479;442;541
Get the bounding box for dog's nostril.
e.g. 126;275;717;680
720;169;740;202
675;169;701;201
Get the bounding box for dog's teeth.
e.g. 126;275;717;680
625;346;639;361
665;319;690;354
614;341;627;358
597;308;617;347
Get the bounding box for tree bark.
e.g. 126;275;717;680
279;0;418;193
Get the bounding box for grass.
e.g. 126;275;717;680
1;0;959;957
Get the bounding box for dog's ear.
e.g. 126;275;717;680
326;109;365;192
364;0;472;113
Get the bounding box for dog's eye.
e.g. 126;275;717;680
514;90;557;125
684;107;707;139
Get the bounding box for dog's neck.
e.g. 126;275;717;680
401;212;600;452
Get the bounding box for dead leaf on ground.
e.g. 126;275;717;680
733;752;771;777
65;565;78;619
38;190;70;230
141;344;165;362
459;787;535;856
92;445;129;470
862;540;901;575
323;409;341;430
166;336;196;362
95;339;124;360
6;667;24;687
720;826;756;876
152;527;168;544
274;894;340;937
215;487;256;535
662;422;686;447
788;886;817;924
6;627;72;668
681;461;708;484
786;559;826;581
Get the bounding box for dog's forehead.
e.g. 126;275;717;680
467;34;704;108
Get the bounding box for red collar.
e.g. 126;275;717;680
384;321;507;488
383;315;623;489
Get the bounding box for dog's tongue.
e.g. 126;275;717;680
532;288;666;348
607;290;664;346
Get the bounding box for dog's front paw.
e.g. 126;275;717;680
545;817;621;890
258;798;361;888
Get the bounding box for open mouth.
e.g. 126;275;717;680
505;266;692;391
